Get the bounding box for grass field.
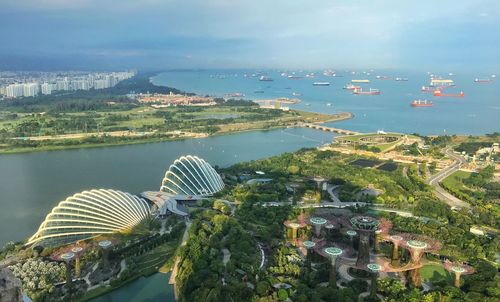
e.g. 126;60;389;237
336;133;420;152
441;170;472;191
420;264;453;283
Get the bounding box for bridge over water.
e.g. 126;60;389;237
300;123;361;135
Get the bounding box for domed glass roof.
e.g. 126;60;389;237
160;155;224;196
27;189;150;247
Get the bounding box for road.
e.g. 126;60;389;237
427;147;470;209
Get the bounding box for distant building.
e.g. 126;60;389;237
5;84;25;98
23;83;39;97
41;82;52;95
56;79;70;91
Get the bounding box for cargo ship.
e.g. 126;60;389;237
474;78;492;83
259;76;273;81
430;79;454;87
292;92;302;96
433;90;464;97
375;75;392;80
353;88;380;95
313;82;330;86
343;84;361;90
287;75;303;79
395;77;408;81
411;100;433;107
351;79;370;83
422;85;446;92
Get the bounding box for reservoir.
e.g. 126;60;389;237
0;121;333;302
0;127;334;246
90;273;174;302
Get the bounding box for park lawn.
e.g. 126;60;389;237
420;264;453;282
441;170;472;192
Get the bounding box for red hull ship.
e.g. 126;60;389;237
433;90;464;97
411;100;433;107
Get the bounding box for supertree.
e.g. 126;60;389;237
324;223;336;233
57;252;75;288
346;230;357;249
309;217;327;237
348;216;380;267
284;213;307;246
398;234;442;288
443;261;475;288
53;243;87;278
300;240;316;271
314;241;345;288
386;234;405;266
97;240;113;269
366;263;382;299
70;246;85;278
301;240;316;260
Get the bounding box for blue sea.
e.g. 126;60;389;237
152;70;500;135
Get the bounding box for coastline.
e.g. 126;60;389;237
0;111;353;155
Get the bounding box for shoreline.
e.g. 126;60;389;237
0;111;354;155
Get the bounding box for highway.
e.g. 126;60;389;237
427;147;470;209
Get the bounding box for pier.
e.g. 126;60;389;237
300;123;360;135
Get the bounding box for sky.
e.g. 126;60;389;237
1;0;499;71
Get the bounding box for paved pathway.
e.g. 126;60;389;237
427;147;470;209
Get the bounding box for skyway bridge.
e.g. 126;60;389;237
300;123;361;135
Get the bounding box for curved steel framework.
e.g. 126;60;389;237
160;155;224;196
27;189;150;247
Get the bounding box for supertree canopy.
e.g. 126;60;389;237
443;260;475;287
350;216;380;231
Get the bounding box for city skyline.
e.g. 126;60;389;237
1;0;499;71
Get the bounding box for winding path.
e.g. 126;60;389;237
427;147;470;209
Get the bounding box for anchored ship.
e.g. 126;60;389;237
353;88;380;95
312;82;330;86
351;79;370;83
343;84;361;90
259;76;273;81
474;78;492;83
430;79;454;87
411;100;433;107
433;90;464;97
